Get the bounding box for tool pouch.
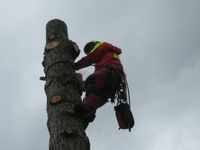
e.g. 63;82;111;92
114;103;134;130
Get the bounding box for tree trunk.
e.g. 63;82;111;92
41;19;90;150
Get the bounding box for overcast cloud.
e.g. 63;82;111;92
0;0;200;150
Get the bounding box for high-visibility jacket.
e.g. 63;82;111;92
75;42;123;72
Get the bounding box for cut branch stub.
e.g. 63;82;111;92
63;128;73;137
45;77;53;88
51;95;62;104
46;40;61;50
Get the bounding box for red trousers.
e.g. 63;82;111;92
84;68;121;109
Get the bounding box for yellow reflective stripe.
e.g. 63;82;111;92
114;53;120;60
90;42;104;53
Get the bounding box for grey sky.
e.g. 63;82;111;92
0;0;200;150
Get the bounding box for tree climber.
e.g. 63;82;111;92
74;41;125;123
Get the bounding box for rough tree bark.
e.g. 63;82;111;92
41;19;90;150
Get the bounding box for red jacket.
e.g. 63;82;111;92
75;42;123;72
